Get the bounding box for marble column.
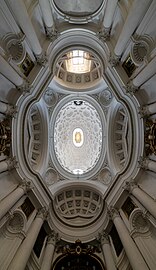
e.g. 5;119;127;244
41;231;57;270
125;182;156;219
133;56;156;87
0;181;31;221
103;0;118;30
39;0;54;32
8;208;47;270
114;0;152;57
100;233;117;270
110;208;149;270
9;0;42;57
0;55;24;87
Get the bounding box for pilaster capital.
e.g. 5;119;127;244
108;207;119;220
123;181;138;193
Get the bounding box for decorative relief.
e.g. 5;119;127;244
144;119;156;156
99;89;112;107
98;167;112;185
45;168;59;186
0;119;11;156
56;239;101;256
44;88;58;107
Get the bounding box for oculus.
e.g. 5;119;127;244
73;128;84;147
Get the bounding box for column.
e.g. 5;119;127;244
133;56;156;87
139;157;156;173
8;208;47;270
103;0;118;30
143;102;156;115
0;55;24;87
41;232;57;270
110;208;149;270
0;158;16;174
146;159;156;172
0;181;31;221
0;101;15;115
125;182;156;219
100;233;117;270
114;0;152;57
39;0;54;31
9;0;42;56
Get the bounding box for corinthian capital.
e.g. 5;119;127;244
123;181;138;193
98;231;109;245
108;207;119;220
37;207;48;220
47;230;59;245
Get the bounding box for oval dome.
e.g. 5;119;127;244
50;99;104;176
53;0;103;17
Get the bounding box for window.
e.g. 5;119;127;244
110;224;123;257
21;197;35;219
65;50;91;74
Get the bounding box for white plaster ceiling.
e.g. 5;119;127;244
53;100;103;175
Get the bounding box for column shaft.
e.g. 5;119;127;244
102;241;117;270
41;241;55;270
39;0;53;29
0;101;10;114
112;211;149;270
146;102;156;115
8;213;44;270
131;186;156;219
114;0;152;56
9;0;42;56
0;55;24;86
0;185;25;220
133;57;156;87
147;159;156;172
103;0;118;29
0;160;9;173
